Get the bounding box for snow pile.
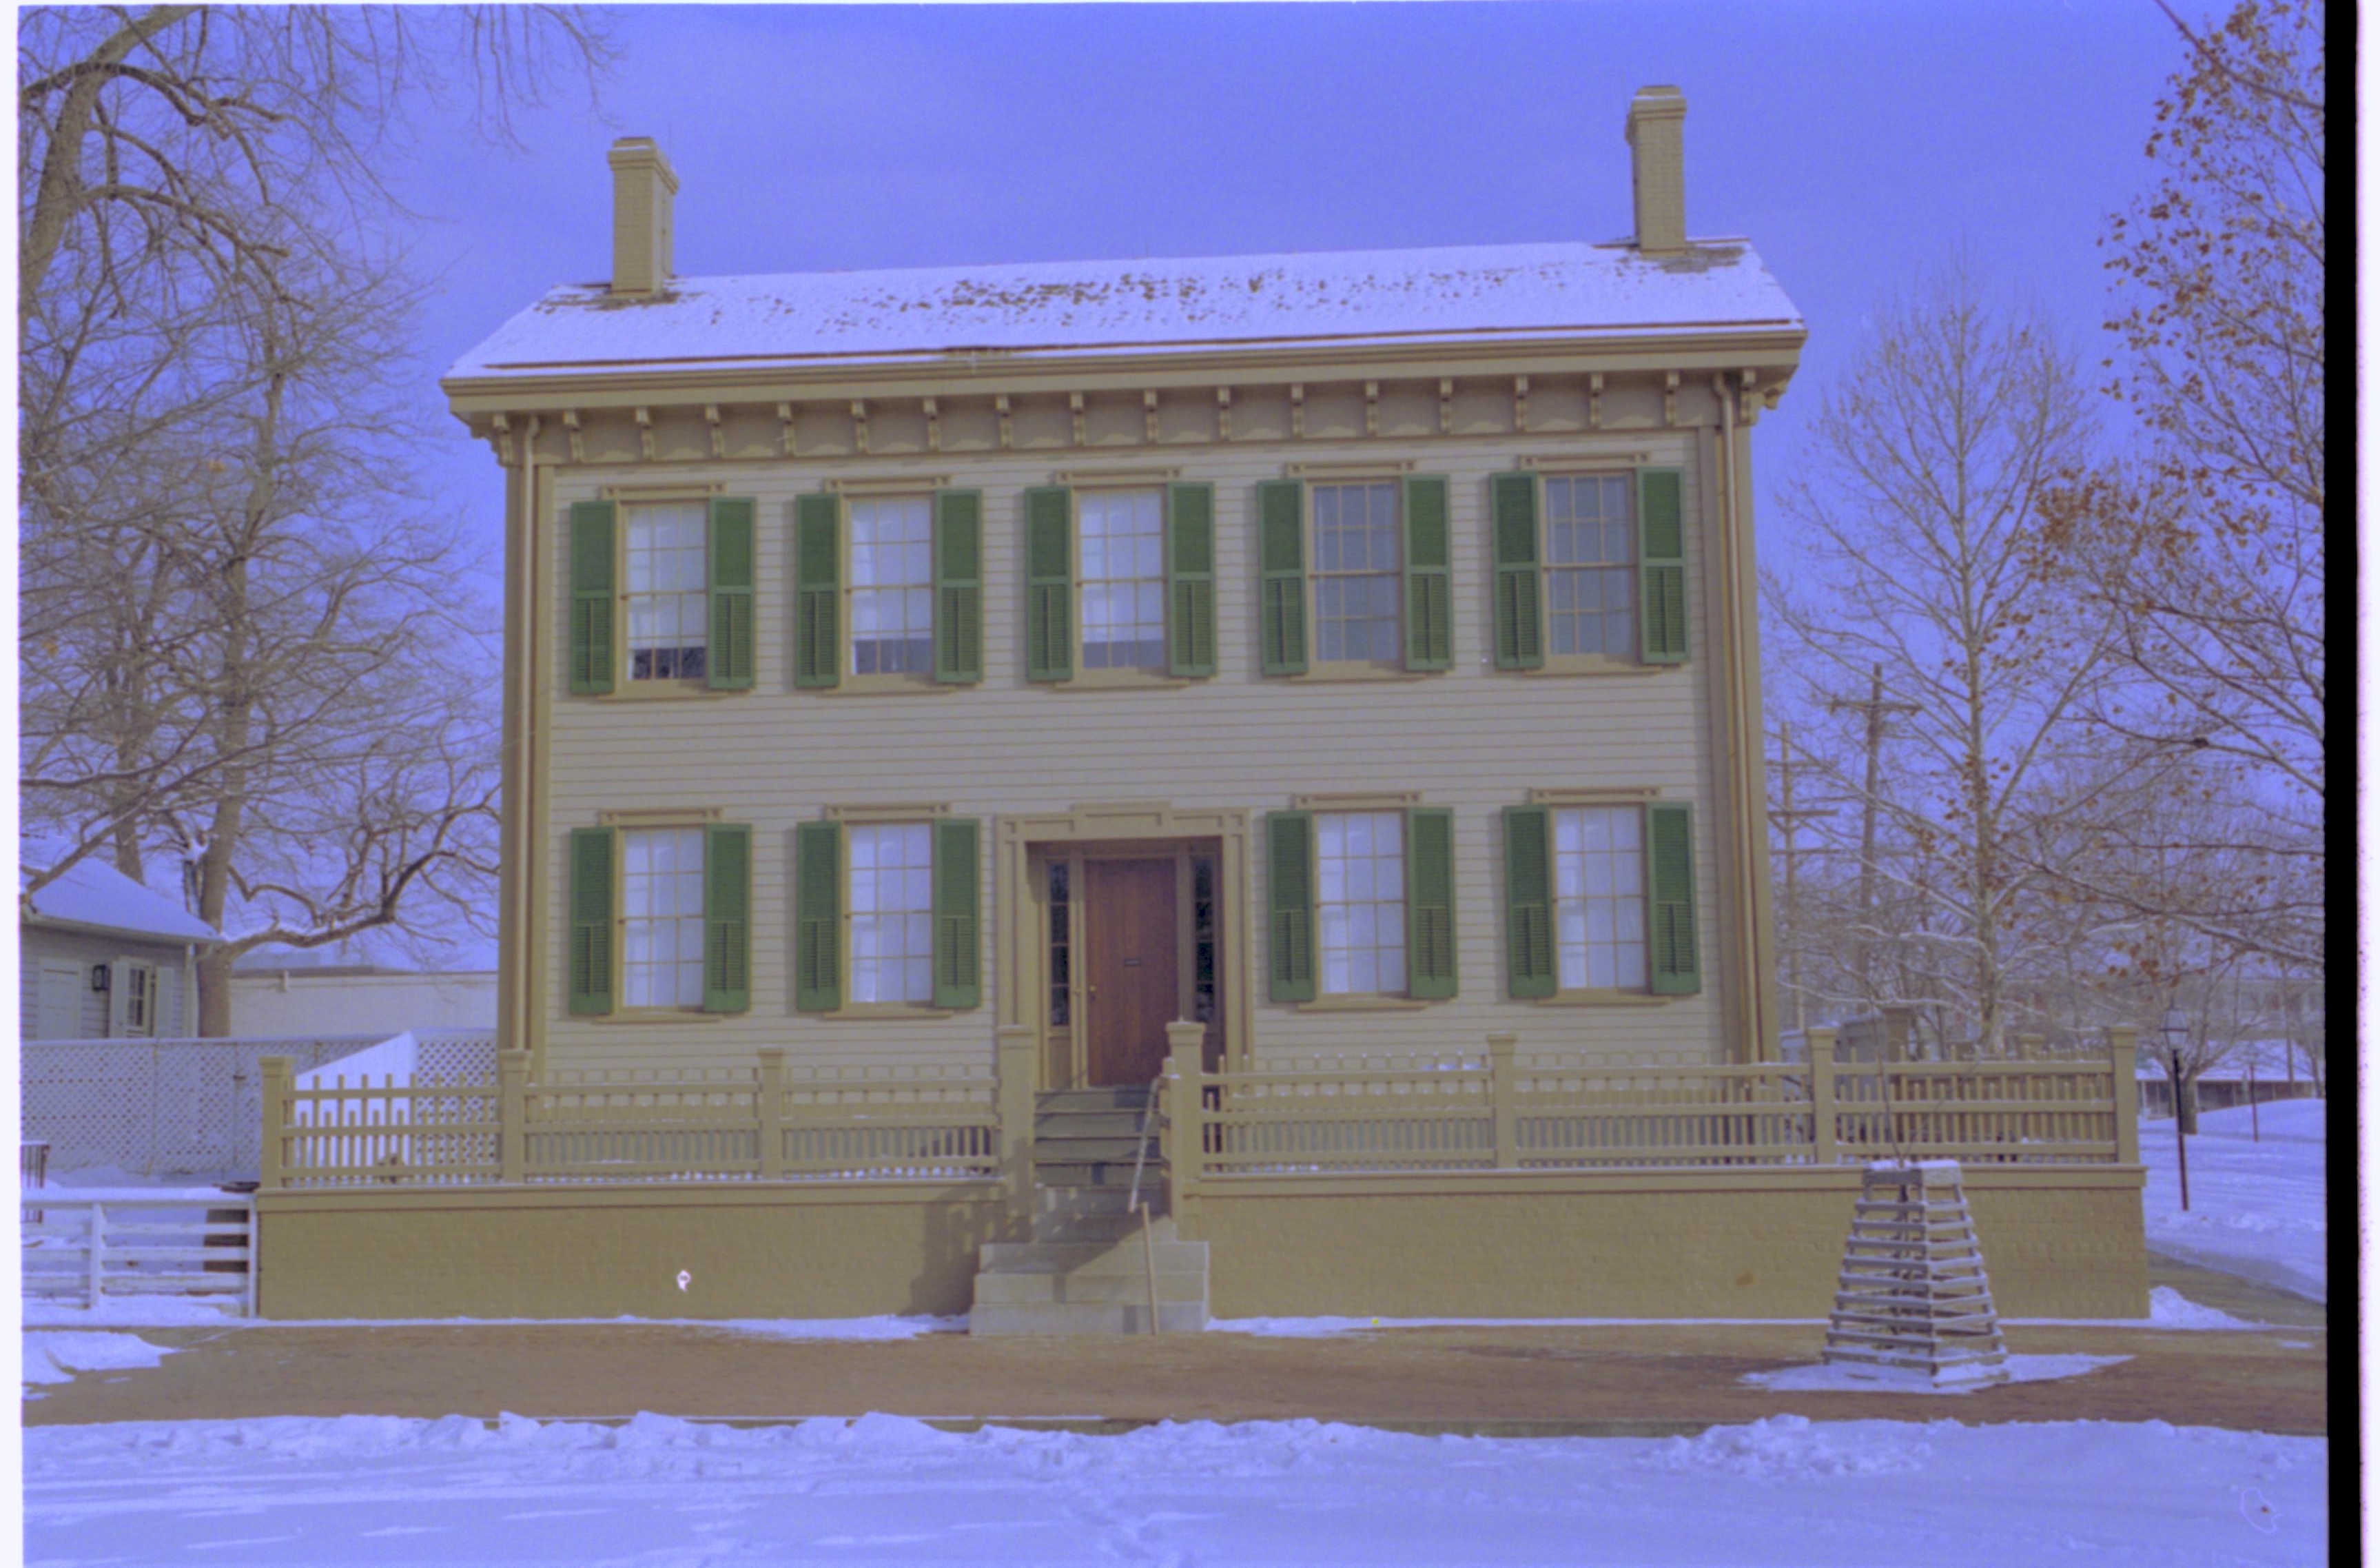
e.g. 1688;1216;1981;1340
22;1293;242;1329
1743;1354;2129;1395
25;1412;2326;1566
2146;1286;2262;1330
2140;1099;2326;1301
22;1330;178;1387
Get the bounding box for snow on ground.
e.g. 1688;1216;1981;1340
23;1411;2323;1567
22;1332;178;1390
1744;1354;2130;1394
2139;1098;2328;1302
1211;1314;1825;1335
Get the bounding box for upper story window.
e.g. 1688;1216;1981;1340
624;502;709;682
1258;476;1450;678
1311;483;1403;665
848;498;936;676
1492;469;1687;670
567;497;754;695
1543;477;1635;660
848;822;934;1004
1078;490;1168;671
794;491;981;689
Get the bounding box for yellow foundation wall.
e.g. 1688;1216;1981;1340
1189;1170;2149;1320
256;1183;1017;1321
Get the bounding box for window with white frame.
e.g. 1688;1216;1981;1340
114;960;158;1037
1554;806;1647;989
849;497;935;675
1078;489;1167;670
1545;476;1635;658
1311;482;1402;663
1317;811;1406;995
622;827;706;1007
624;502;708;681
850;823;934;1004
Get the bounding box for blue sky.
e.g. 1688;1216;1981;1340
320;0;2210;966
398;0;2208;566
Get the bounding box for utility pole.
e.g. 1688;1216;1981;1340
1827;665;1918;1010
1767;721;1834;1034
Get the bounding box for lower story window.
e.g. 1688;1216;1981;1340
1317;811;1405;995
623;827;706;1007
1555;806;1646;988
850;823;934;1004
116;961;157;1037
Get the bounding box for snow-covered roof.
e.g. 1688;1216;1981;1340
446;239;1803;383
19;841;223;946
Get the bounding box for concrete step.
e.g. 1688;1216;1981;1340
1030;1136;1149;1163
1033;1110;1149;1139
978;1238;1204;1276
1032;1161;1153;1189
1038;1088;1151;1113
970;1301;1210;1336
1036;1185;1136;1216
973;1270;1210;1305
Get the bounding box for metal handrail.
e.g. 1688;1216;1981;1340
1125;1068;1166;1334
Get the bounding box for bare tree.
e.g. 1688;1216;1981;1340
1765;258;2111;1055
2033;0;2324;974
19;7;611;1030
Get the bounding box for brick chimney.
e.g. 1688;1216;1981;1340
607;137;678;296
1625;86;1688;255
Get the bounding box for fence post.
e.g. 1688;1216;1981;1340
2017;1032;2044;1061
2106;1024;2141;1165
1807;1026;1839;1165
995;1026;1037;1230
755;1048;786;1180
258;1057;292;1190
86;1201;105;1309
1162;1022;1205;1224
1488;1032;1519;1169
499;1049;529;1183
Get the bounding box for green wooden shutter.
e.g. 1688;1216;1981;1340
1403;476;1453;672
1406;806;1457;999
1024;486;1074;682
568;501;617;695
567;826;616;1015
1266;810;1315;1002
1491;473;1544;670
1639;469;1689;664
706;497;757;691
794;820;843;1011
1647;802;1701;994
932;817;982;1009
1502;805;1555;998
794;493;841;689
702;823;752;1012
1257;480;1308;675
934;489;984;684
1167;482;1218;678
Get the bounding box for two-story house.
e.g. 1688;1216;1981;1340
448;86;1794;1101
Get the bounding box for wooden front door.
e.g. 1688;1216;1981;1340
1085;858;1180;1086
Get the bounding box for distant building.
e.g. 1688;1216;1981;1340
19;843;221;1039
229;957;497;1039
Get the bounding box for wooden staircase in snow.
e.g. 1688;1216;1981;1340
1820;1161;2009;1387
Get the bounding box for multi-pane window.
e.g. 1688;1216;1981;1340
850;824;934;1004
1047;861;1072;1028
624;502;708;681
1312;482;1401;663
849;497;935;675
1554;806;1647;990
1317;811;1406;995
1078;490;1167;670
119;962;156;1037
1546;476;1635;658
622;827;706;1008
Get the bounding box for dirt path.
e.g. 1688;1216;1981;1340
25;1260;2326;1436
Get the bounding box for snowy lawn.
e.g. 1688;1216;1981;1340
2138;1099;2327;1302
23;1411;2324;1567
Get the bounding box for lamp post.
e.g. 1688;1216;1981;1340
2161;1007;2191;1212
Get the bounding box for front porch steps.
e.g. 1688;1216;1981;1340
970;1087;1211;1336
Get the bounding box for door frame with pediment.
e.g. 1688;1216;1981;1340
998;802;1251;1091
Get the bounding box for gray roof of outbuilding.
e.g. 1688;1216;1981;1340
19;842;223;945
446;239;1802;383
